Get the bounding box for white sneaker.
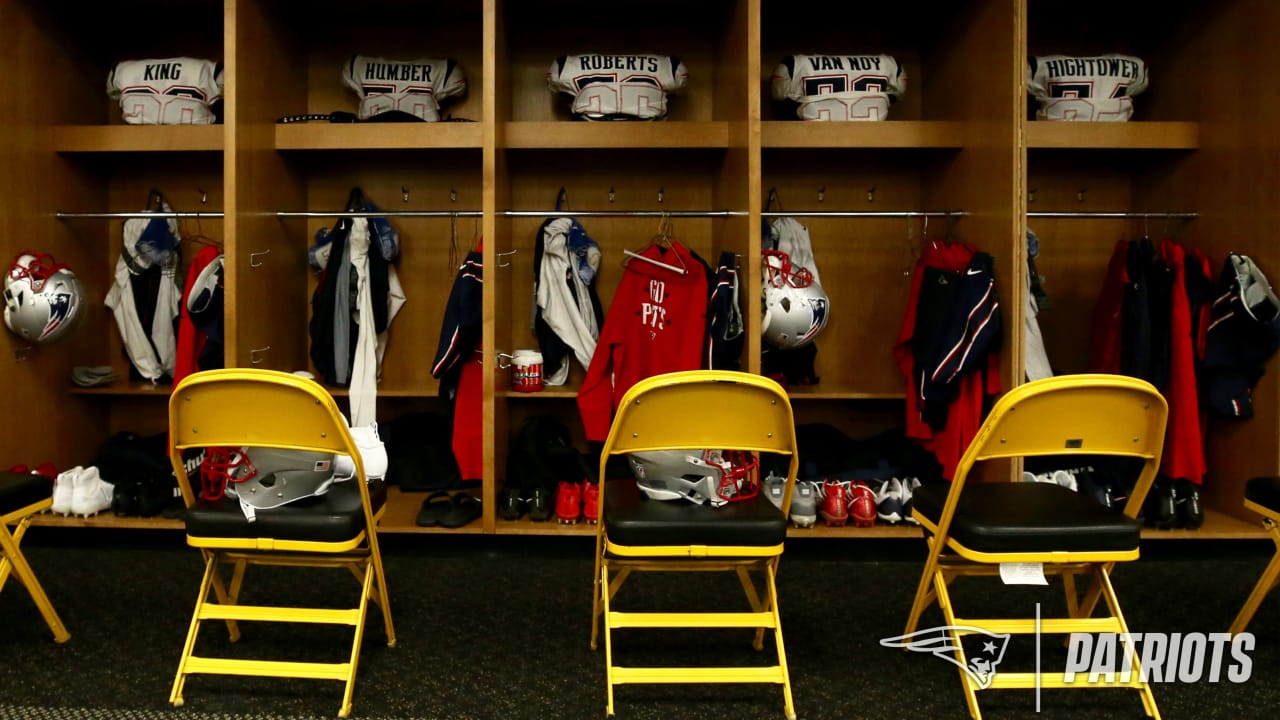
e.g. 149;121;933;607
51;466;81;515
900;477;922;524
334;422;389;481
763;472;787;511
876;478;905;524
1052;470;1079;492
70;466;114;517
789;481;818;528
1022;471;1038;483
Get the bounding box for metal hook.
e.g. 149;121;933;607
496;352;514;369
249;346;271;365
1077;187;1088;203
450;188;458;204
1028;188;1037;204
402;186;410;203
497;249;517;268
866;186;875;203
608;186;616;203
248;248;271;268
818;187;826;203
198;188;208;205
657;187;664;205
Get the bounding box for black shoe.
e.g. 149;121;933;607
1175;479;1204;530
1144;479;1176;530
526;486;553;522
498;487;525;521
111;479;139;516
1077;470;1115;510
135;477;171;517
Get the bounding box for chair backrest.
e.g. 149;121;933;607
950;374;1169;520
600;370;800;510
168;368;366;509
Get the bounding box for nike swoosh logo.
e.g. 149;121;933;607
966;269;983;275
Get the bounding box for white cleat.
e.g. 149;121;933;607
50;466;82;515
70;466;114;518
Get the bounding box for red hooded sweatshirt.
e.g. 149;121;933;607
578;241;707;441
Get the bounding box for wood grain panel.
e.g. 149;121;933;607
302;5;484;124
760;150;933;394
226;0;307;371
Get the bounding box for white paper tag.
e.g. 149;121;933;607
999;562;1048;585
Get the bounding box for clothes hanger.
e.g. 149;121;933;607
622;212;687;275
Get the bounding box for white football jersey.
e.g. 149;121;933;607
771;54;905;121
1027;55;1149;122
106;57;223;125
548;54;688;120
342;55;468;121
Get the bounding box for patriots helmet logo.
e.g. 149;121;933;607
41;291;76;340
796;297;828;345
880;625;1011;689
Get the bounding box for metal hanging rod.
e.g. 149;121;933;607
1027;212;1199;219
502;210;746;218
761;210;965;218
56;211;224;219
276;210;483;218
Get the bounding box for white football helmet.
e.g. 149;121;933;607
3;252;84;344
199;446;338;514
628;450;760;507
761;249;829;349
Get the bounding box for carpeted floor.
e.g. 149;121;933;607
2;529;1278;720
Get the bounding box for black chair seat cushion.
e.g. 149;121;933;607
913;481;1140;554
1245;476;1280;515
0;471;53;515
604;478;787;548
185;480;386;542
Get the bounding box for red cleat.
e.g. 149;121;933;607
849;481;877;527
582;481;600;524
555;480;582;524
818;480;848;527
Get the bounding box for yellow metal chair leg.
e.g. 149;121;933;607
0;518;69;643
171;554;219;707
765;563;796;720
338;560;377;718
601;564;616;718
1093;565;1161;720
933;567;982;720
366;536;396;648
737;565;768;651
1230;520;1280;635
591;532;604;650
0;513;34;592
905;535;944;635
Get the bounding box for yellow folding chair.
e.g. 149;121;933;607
167;368;395;718
0;471;69;643
900;374;1168;720
1229;476;1280;634
589;370;800;719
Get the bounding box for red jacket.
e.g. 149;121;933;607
173;244;223;386
578;241;708;441
1158;239;1207;484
